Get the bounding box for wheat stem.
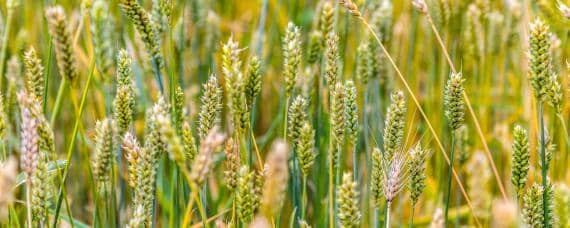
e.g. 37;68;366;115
444;132;456;225
52;57;96;227
49;79;67;127
539;102;548;227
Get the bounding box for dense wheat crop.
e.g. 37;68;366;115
1;0;570;227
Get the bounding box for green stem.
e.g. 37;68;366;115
444;131;456;225
26;182;32;228
0;5;14;89
539;102;548;227
52;58;96;227
385;203;391;228
301;175;307;220
284;96;289;139
49;79;68;127
328;137;334;228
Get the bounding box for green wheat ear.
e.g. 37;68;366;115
356;40;372;86
22;47;44;103
30;151;50;226
511;125;530;201
324;33;339;90
522;183;547;228
244;55;262;112
224;140;239;191
198;74;223;140
409;143;430;206
443;72;465;131
528;18;551;101
45;6;77;82
237;166;256;223
331;83;346;168
181;122;197;162
383;91;406;160
319;2;334;46
297;121;316;176
307;30;323;64
173;86;185;132
370;148;383;207
288;95;309;145
345;81;358;147
92;118;115;193
337;172;361;228
283;22;302;97
114;85;135;137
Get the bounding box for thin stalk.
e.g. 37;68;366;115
43;42;53;114
385;203;391;228
409;205;415;228
232;198;236;226
423;11;507;200
301;175;307;220
250;129;264;168
328;137;334;228
49;79;68;127
292;149;300;227
539;102;548;227
169;166;179;228
26;181;32;228
444;132;456;226
352;15;482;226
0;5;14;89
284;97;289;139
52;58;96;227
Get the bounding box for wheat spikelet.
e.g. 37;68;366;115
283;22;302;97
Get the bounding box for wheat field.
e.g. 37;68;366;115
0;0;569;227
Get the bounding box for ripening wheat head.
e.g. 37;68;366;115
45;6;77;82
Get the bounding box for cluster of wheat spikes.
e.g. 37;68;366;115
1;0;570;227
